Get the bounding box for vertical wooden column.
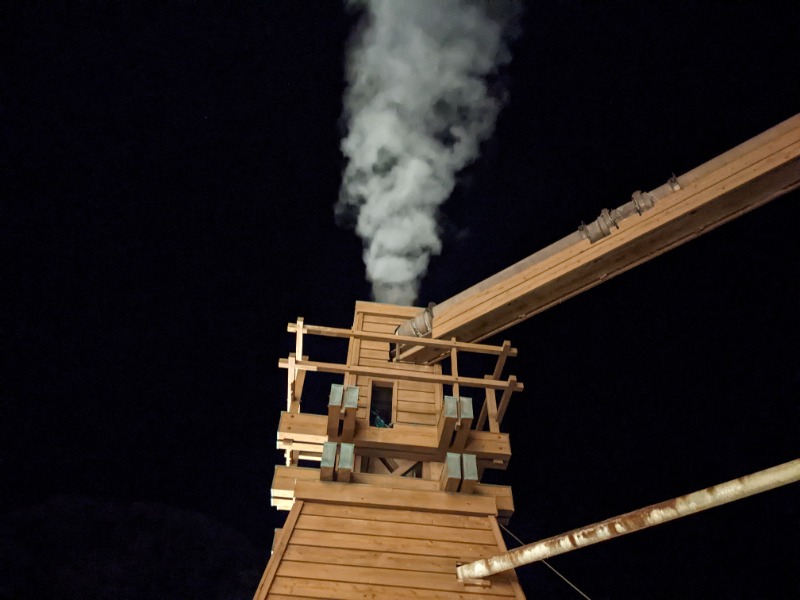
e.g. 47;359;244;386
327;384;343;439
452;396;473;451
438;395;459;452
341;386;359;441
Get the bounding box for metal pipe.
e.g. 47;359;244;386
457;459;800;580
394;303;434;338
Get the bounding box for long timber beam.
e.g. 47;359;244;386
457;459;800;580
399;113;800;364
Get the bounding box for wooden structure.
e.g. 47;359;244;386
255;302;526;599
254;114;800;598
399;112;800;362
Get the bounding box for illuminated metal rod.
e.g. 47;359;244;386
457;459;800;580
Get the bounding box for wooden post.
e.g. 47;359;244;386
452;396;473;451
450;340;460;399
337;443;354;483
460;453;478;494
492;340;513;380
496;376;517;427
327;383;343;439
320;441;336;481
440;452;461;492
476;380;500;433
438;395;459;452
341;386;359;441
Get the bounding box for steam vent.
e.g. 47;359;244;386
254;302;526;599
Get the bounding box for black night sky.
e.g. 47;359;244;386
3;2;798;599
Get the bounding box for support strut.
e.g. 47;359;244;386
457;459;800;580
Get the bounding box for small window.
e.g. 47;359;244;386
370;381;394;428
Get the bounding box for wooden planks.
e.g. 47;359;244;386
269;577;515;599
396;381;437;426
301;501;492;530
296;514;497;545
294;481;498;516
260;498;523;599
282;544;456;574
286;527;503;558
272;465;514;521
274;564;517;597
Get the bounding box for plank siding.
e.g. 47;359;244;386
395;374;436;426
300;503;492;530
260;496;523;599
275;562;517;596
361;320;400;334
270;577;514;599
295;515;498;545
397;399;437;414
396;410;437;425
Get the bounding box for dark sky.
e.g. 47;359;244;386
3;2;798;599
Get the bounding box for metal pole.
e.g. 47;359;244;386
457;459;800;580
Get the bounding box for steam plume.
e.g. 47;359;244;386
337;0;520;305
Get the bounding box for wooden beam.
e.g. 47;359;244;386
278;357;524;392
295;514;498;545
401;113;800;362
476;384;501;433
294;316;304;375
440;452;461;492
337;442;354;482
391;459;421;477
326;383;343;440
450;340;460;399
282;530;503;564
496;376;518;426
278;411;511;465
294;480;498;516
437;395;459;453
341;386;359;441
354;300;422;317
320;441;336;482
271;465;514;519
285;354;297;413
460;454;479;494
277;412;329;444
452;396;474;451
492;341;513;380
288;321;518;357
276;439;323;454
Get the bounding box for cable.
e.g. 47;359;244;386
499;523;593;600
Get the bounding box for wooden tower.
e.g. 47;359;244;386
253;114;800;598
254;301;526;599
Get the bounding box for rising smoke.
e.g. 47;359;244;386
336;0;520;305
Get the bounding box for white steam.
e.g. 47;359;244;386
337;0;520;305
